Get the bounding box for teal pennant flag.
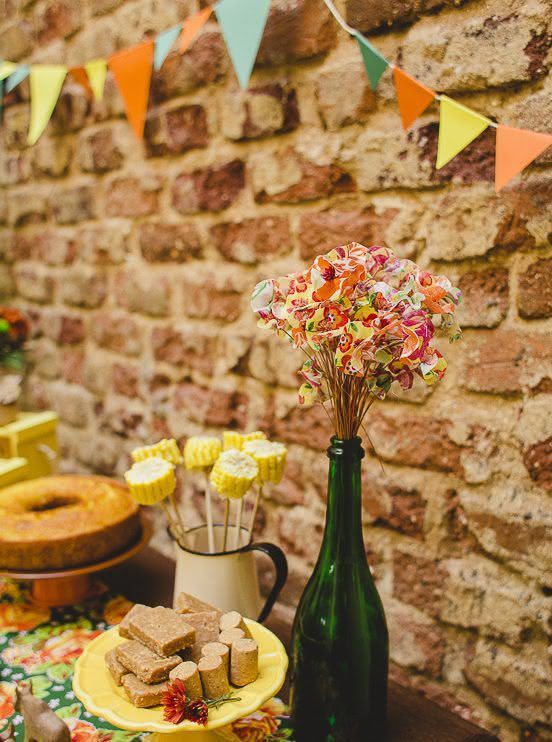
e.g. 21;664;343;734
5;65;30;92
154;24;182;70
215;0;271;89
355;32;389;90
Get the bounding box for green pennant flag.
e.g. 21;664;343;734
355;32;389;90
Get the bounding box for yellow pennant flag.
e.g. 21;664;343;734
0;61;17;81
85;58;107;102
436;95;492;169
28;65;67;145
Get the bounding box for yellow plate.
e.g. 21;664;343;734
73;619;288;733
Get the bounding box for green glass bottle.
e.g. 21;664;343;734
290;437;389;741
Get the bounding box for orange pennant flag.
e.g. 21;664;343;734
108;39;154;139
68;66;93;97
495;124;552;192
180;6;212;53
393;67;435;131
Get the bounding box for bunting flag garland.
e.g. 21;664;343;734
393;67;435;130
0;0;549;190
154;24;182;70
180;6;213;52
5;64;30;92
108;40;154;139
27;65;67;145
215;0;271;89
436;95;492;169
355;32;389;90
495;125;552;192
85;58;108;102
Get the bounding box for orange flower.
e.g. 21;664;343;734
0;682;15;719
103;596;134;626
0;602;50;632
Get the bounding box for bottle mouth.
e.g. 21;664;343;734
327;436;365;459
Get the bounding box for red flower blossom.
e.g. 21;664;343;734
162;680;188;724
184;698;208;726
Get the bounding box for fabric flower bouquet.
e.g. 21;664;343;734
125;431;287;554
251;242;461;439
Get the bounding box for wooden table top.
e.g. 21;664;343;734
103;546;498;742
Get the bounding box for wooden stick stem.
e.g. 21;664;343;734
248;484;263;543
204;473;215;554
222;499;230;553
233;498;243;550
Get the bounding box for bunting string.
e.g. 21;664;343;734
0;0;550;191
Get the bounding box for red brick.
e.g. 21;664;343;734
364;482;426;538
345;0;460;33
50;86;90;133
61;348;84;384
457;268;509;328
99;400;146;439
113;363;140;398
210;216;291;264
463;329;550;394
79;224;130;265
79;128;124;173
221;83;299;141
92;312;143;356
172;160;245;213
58;315;86;344
416;124;495;185
386;599;445;678
52;184;97;224
152;327;216;375
173;382;248;428
35;0;82;43
0;21;33;61
14;265;54;303
145;104;209;157
106;176;162;217
253;150;355;204
32;137;72;178
393;551;446;619
151;31;227;103
517;258;552;319
8;189;49;227
138;221;202;262
274;404;333;451
35;230;76;266
257;0;335;65
523;439;552;491
114;270;171;317
367;412;466;475
60;267;107;308
1;153;31;185
181;277;243;322
298;207;397;260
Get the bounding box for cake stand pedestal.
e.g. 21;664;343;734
74;622;288;742
0;512;152;607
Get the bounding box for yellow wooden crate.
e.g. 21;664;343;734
0;457;30;488
0;411;58;479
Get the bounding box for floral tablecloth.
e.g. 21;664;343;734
0;579;293;741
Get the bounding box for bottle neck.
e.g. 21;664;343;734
320;437;367;562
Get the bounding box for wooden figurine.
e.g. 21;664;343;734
15;683;70;742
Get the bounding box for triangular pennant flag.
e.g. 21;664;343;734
0;61;17;81
215;0;270;89
355;32;389;90
180;6;212;53
154;24;181;70
108;40;154;139
28;65;67;145
495;124;552;192
69;66;93;97
5;65;30;92
85;58;107;102
393;67;435;130
436;95;492;169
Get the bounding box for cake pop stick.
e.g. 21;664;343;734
184;437;222;553
242;440;287;543
248;484;263;543
222;499;230;553
233;498;243;550
209;450;258;553
204;474;215;554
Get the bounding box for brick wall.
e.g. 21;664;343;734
1;0;551;738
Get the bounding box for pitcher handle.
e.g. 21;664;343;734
242;542;288;623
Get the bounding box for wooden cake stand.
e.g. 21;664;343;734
73;619;289;741
0;511;152;607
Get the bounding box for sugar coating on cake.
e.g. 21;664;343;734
129;606;195;657
118;604;148;640
105;648;129;686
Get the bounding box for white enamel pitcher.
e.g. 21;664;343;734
172;524;287;622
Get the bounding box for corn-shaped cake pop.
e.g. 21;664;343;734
184;436;222;470
124;457;176;505
131;438;183;466
242;439;287;484
222;431;243;451
210;450;258;499
242;431;266;444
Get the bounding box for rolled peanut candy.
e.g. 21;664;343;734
201;641;229;675
218;627;244;649
230;638;258;687
169;661;203;700
198;654;229;699
219;611;252;639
